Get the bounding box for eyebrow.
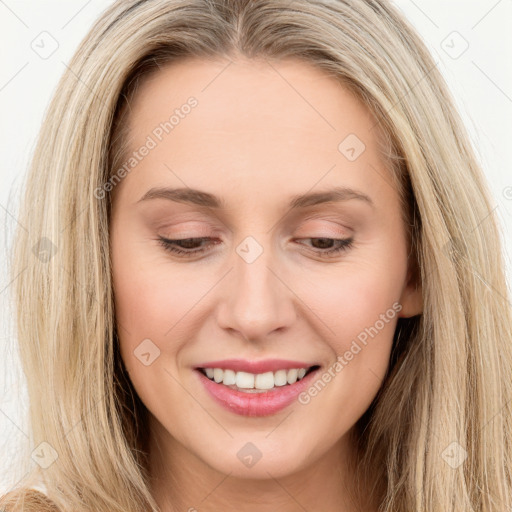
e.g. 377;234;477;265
137;186;374;210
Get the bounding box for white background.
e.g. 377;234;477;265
1;0;511;494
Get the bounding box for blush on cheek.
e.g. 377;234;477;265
113;256;209;357
308;275;399;359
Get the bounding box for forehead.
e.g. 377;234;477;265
114;56;397;211
126;56;380;143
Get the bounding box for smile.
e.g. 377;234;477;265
199;366;317;392
195;364;322;417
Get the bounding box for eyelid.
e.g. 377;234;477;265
152;213;354;239
295;219;353;236
147;209;233;235
156;220;222;236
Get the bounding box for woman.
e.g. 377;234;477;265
2;0;511;510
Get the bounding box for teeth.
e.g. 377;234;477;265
201;367;312;390
274;369;288;386
213;368;223;383
255;372;274;390
223;369;236;385
287;368;298;384
236;371;255;389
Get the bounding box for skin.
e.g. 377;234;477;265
109;56;423;512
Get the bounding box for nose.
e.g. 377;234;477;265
215;242;297;342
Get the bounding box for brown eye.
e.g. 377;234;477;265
157;236;216;257
296;237;354;257
156;235;354;259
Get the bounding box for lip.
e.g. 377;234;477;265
195;358;319;374
195;365;321;417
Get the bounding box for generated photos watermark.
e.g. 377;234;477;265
94;96;198;200
298;301;402;405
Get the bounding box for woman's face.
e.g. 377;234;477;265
110;56;422;484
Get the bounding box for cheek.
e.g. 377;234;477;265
111;235;216;393
293;265;403;429
110;242;192;414
110;232;174;372
111;230;193;339
308;259;404;332
297;250;407;379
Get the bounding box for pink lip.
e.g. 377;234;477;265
195;366;321;417
195;358;318;374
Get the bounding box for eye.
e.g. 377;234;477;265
157;235;354;259
295;237;354;258
157;236;216;257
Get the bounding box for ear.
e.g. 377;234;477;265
398;264;423;318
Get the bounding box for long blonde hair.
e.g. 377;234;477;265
2;1;511;510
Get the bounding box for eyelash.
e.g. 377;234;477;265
157;235;354;259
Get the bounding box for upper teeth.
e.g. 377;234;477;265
203;368;308;389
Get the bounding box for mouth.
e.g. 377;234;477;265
196;365;321;393
194;364;322;417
